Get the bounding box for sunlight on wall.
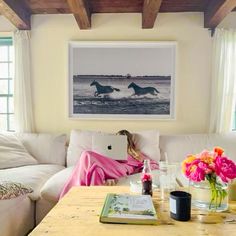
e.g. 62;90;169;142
28;13;211;133
1;12;235;135
29;13;212;134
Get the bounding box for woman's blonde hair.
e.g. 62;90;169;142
116;130;141;161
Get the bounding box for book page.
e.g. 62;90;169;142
107;194;156;219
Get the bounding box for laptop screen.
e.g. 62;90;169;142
92;134;127;160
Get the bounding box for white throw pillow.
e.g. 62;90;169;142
67;129;160;166
67;130;100;166
132;130;160;162
16;133;67;165
0;134;37;169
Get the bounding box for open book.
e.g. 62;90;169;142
100;194;157;225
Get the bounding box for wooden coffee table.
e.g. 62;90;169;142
30;186;236;236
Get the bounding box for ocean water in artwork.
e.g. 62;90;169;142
73;75;171;115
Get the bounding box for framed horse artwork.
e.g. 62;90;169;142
68;41;176;119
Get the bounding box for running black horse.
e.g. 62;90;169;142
128;82;159;96
90;80;120;97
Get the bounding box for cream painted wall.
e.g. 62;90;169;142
1;12;235;134
30;13;212;134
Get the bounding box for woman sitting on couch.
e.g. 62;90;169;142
59;130;158;199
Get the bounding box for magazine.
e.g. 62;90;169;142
100;194;157;225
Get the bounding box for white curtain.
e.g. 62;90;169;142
14;30;35;132
209;28;236;133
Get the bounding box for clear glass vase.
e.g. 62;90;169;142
190;180;228;212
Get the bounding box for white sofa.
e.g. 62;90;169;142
40;129;161;202
1;130;236;236
41;131;236;203
0;133;67;236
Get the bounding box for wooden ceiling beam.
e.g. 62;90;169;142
142;0;163;29
0;0;31;30
66;0;91;29
204;0;236;28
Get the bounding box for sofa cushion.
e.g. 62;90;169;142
132;130;160;162
67;130;100;167
0;182;33;200
159;133;236;163
41;166;189;203
41;167;74;202
0;133;37;169
67;129;160;166
41;168;161;202
0;164;65;200
16;133;67;165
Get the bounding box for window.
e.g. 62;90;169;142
0;37;14;131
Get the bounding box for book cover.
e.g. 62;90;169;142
100;194;157;225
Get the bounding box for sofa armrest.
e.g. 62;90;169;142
40;167;74;203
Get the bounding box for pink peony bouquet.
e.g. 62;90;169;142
182;147;236;210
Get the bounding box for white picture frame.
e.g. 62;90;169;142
68;41;176;119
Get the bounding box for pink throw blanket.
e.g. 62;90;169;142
59;151;158;199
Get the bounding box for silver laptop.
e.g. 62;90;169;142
92;134;127;160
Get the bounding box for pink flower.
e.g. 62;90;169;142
197;150;215;166
182;155;197;175
185;159;206;182
182;147;236;184
214;156;236;183
198;161;214;175
197;150;213;159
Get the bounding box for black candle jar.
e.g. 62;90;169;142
169;191;191;221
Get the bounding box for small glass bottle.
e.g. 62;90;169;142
141;159;153;196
